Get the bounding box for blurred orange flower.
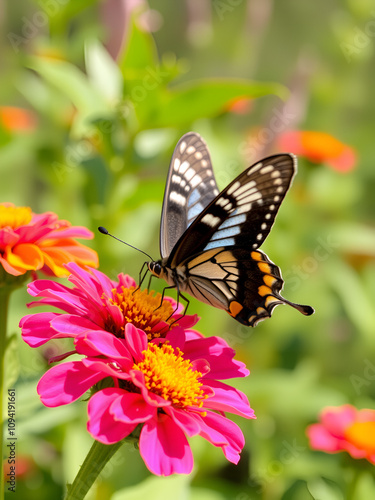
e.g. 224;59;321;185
0;203;98;277
307;404;375;464
0;106;37;132
278;130;357;173
226;97;253;114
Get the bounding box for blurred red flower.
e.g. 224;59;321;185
278;130;357;173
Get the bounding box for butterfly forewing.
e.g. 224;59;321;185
168;154;296;267
160;132;219;259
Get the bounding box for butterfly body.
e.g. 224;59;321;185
148;132;313;327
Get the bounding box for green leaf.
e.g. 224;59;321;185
136;79;288;129
119;17;158;74
307;477;345;500
85;40;123;102
111;474;191;500
26;56;111;134
325;259;375;340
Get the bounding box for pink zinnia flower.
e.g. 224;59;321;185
277;130;357;173
0;203;98;277
307;404;375;464
20;263;254;475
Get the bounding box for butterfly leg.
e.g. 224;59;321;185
154;285;176;311
147;273;154;291
133;262;149;294
164;277;190;322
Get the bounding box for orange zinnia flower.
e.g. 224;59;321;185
307;404;375;464
0;203;98;277
278;130;357;173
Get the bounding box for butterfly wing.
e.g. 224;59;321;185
182;246;313;326
160;132;219;259
168;154;297;266
165;153;313;325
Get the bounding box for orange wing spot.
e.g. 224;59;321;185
258;285;272;296
256;307;267;316
251;251;262;261
229;301;244;317
265;296;280;308
263;275;277;287
258;262;271;274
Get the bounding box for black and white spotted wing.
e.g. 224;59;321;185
167;154;296;267
160;132;219;259
148;133;314;327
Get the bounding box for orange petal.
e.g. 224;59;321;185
5;243;44;271
41;239;99;268
0;255;26;276
345;421;375;454
40;247;72;277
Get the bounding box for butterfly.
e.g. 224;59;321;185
147;132;314;326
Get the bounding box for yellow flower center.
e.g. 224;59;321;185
111;286;175;340
0;205;32;229
344;421;375;454
133;343;207;408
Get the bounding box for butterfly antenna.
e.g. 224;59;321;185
98;226;154;261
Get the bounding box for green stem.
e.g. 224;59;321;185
346;467;362;500
64;439;125;500
0;287;11;500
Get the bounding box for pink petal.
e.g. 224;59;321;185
307;423;342;452
44;226;94;240
66;263;108;302
87;388;136;444
320;405;356;439
124;323;148;362
117;273;136;289
27;279;97;316
183;336;249;379
357;409;375;422
0;228;19;247
37;361;105;407
81;358;132;379
74;331;132;362
110;392;155;424
196;411;245;464
191;358;210;377
163;327;187;351
202;380;255;419
140;412;193;475
20;312;62;347
50;314;104;334
90;267;120;297
166;407;201;437
130;370;170;408
329;146;357;172
27;279;70;297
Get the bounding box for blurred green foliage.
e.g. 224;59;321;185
2;0;375;499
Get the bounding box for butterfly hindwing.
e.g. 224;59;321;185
168;154;296;267
181;246;312;326
160;132;219;259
